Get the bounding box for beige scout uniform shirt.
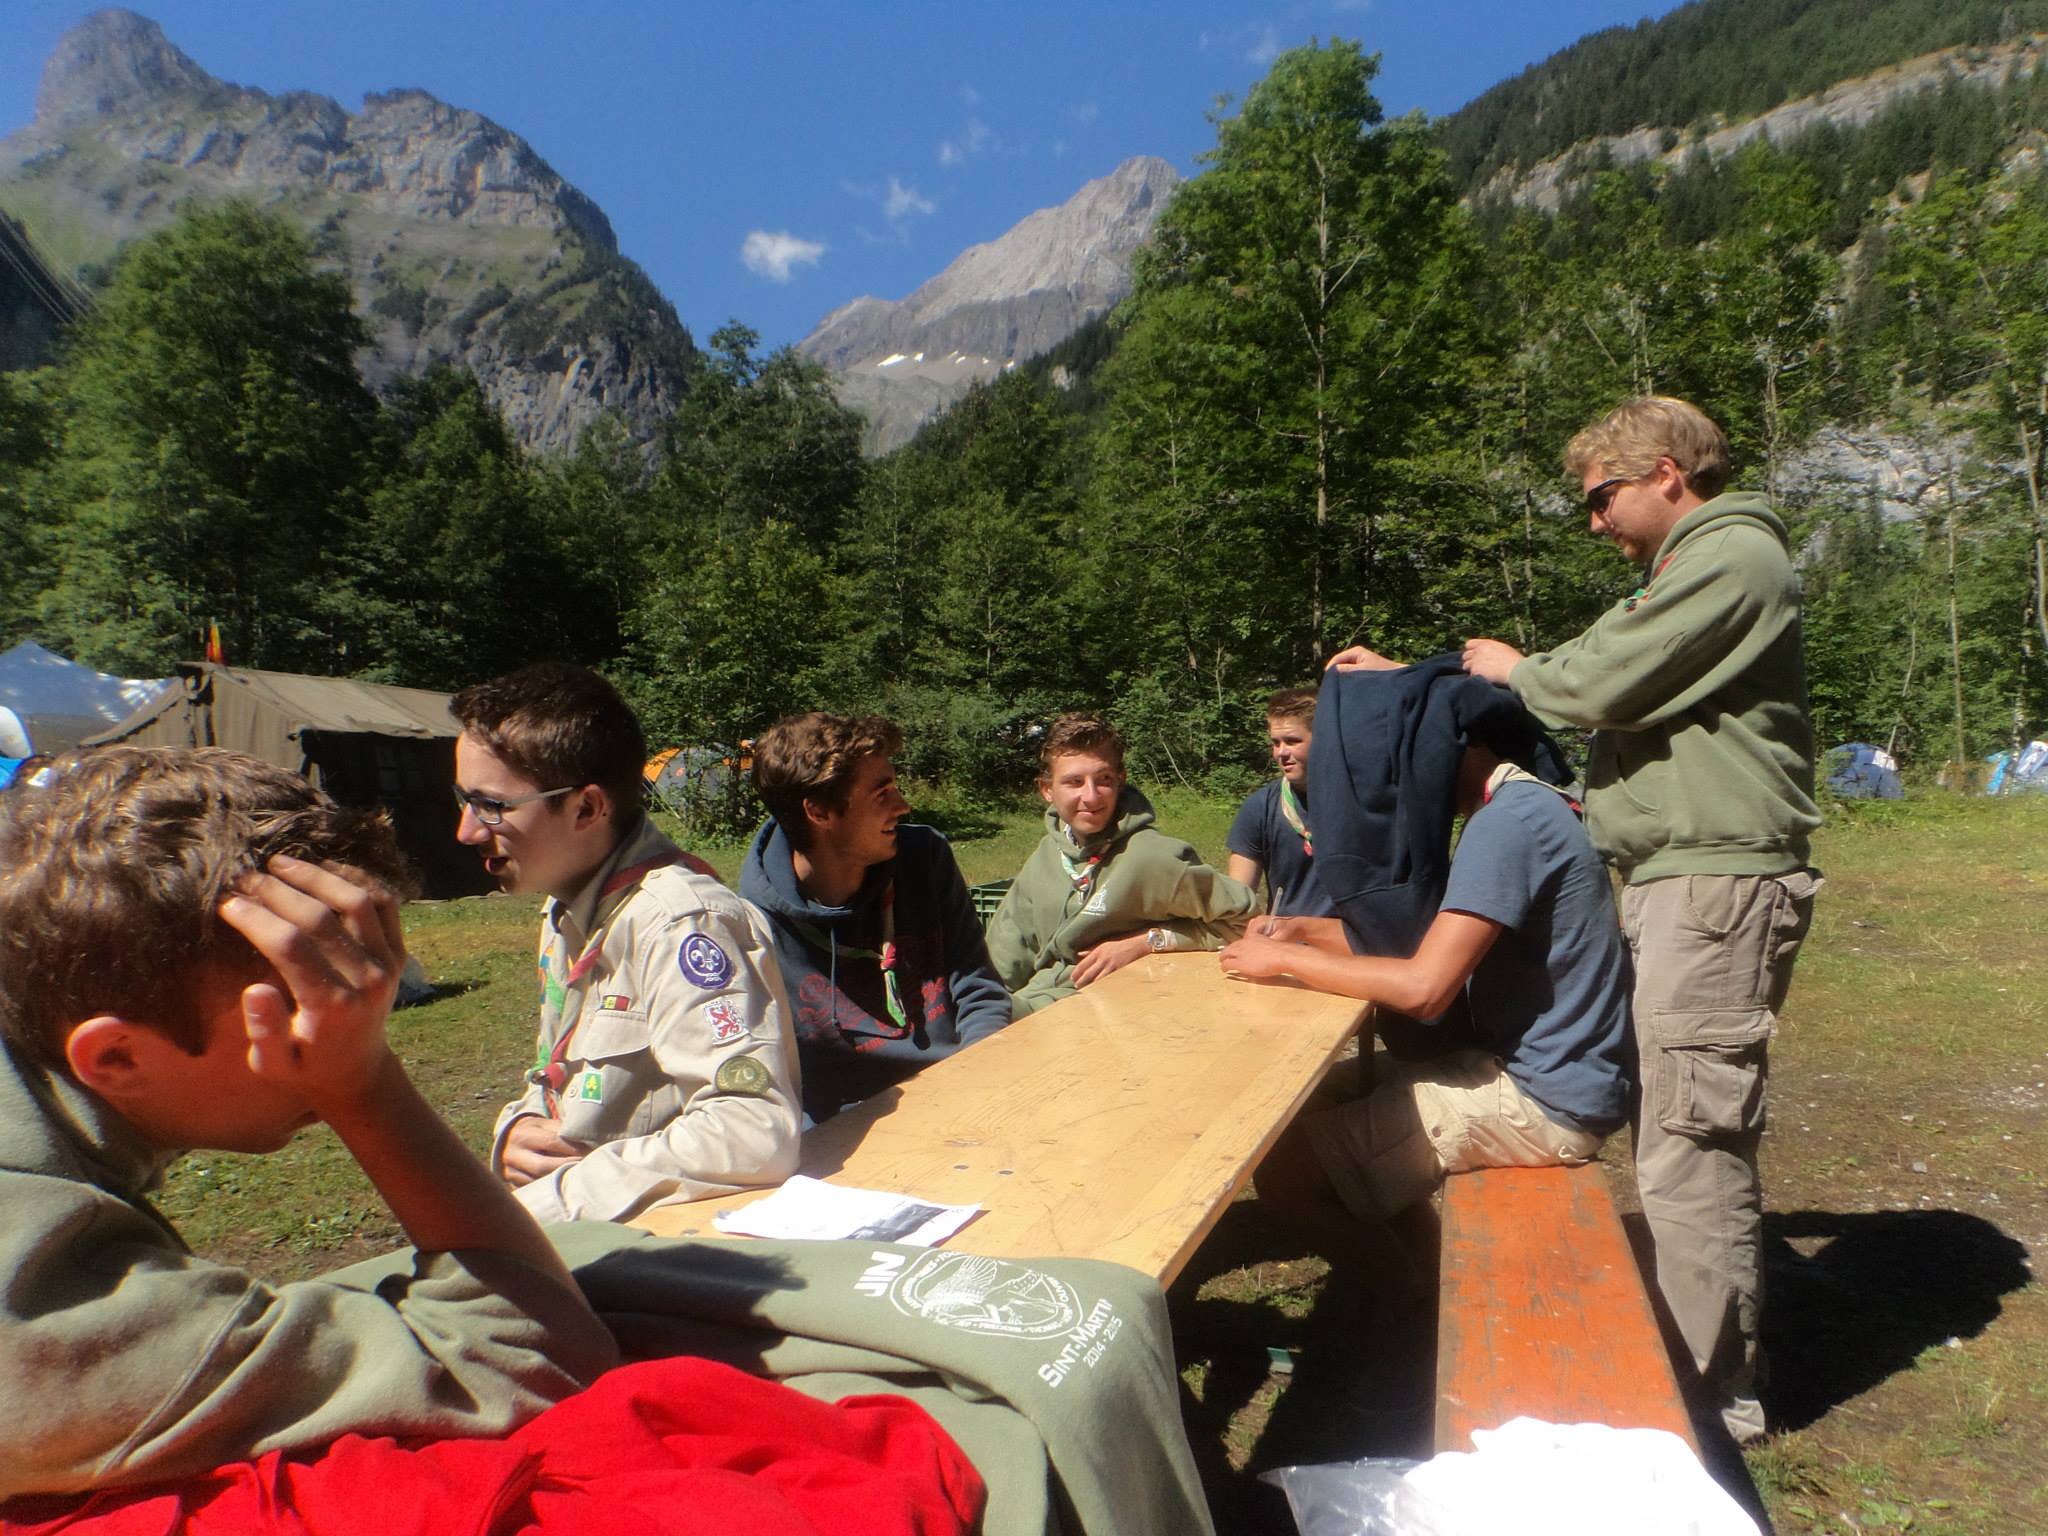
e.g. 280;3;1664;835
491;816;801;1224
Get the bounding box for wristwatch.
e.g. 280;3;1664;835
1146;927;1171;953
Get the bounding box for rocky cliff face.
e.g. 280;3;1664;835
801;156;1180;453
0;9;690;452
1480;36;2048;212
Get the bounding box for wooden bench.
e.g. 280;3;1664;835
1435;1161;1698;1452
635;951;1366;1286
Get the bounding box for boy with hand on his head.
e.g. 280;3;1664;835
985;713;1258;1016
453;663;800;1224
1225;686;1335;919
0;747;616;1500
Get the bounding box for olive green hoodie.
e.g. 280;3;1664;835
0;1035;618;1499
1508;491;1819;883
984;787;1258;1017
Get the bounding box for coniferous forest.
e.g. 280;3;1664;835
4;36;2046;806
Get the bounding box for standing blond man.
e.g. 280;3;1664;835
1460;396;1822;1443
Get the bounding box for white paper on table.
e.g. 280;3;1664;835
712;1175;980;1246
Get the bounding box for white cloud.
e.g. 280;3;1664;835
937;115;992;166
739;230;826;283
959;82;982;107
1199;21;1291;64
1069;100;1100;126
842;176;936;243
883;175;935;225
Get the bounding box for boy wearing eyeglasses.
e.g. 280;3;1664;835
453;664;799;1223
739;713;1010;1124
1455;396;1821;1445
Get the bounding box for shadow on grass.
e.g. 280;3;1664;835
1167;1198;1437;1535
394;979;484;1008
1761;1207;2032;1433
911;803;1009;842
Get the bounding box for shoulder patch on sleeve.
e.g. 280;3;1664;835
679;932;733;987
714;1054;772;1097
705;999;747;1043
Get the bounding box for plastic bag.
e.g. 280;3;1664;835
1260;1458;1479;1536
1259;1421;1761;1536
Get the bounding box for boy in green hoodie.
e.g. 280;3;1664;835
1456;396;1822;1444
0;747;615;1499
984;714;1258;1017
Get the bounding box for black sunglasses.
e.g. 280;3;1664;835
1583;476;1630;517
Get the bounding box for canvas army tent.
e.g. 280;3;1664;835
84;662;488;898
0;640;171;753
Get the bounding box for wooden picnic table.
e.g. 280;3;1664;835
633;950;1367;1286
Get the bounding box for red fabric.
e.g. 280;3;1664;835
4;1358;984;1536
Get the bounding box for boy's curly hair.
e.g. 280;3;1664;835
752;713;903;853
0;747;414;1066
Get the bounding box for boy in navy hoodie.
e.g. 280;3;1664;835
739;713;1011;1122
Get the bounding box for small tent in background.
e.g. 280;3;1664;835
1985;740;2048;796
0;640;171;754
644;742;753;817
1822;742;1904;800
84;662;488;898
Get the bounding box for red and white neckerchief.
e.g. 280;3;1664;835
530;849;682;1114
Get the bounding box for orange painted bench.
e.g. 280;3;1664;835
1435;1161;1698;1453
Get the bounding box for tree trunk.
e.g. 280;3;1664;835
1946;485;1969;773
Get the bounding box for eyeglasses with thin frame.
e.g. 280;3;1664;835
1583;476;1630;518
452;784;576;826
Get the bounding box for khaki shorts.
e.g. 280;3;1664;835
1304;1049;1606;1222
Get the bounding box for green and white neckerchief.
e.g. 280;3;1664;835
1055;819;1109;899
1278;778;1313;858
787;882;920;1045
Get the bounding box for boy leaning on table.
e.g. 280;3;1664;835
984;712;1259;1016
0;745;618;1498
1221;653;1635;1269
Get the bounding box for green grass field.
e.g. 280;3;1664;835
152;790;2047;1534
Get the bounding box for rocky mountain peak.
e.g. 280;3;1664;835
4;10;686;454
35;9;222;128
801;154;1181;451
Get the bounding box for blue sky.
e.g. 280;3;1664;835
3;2;1683;351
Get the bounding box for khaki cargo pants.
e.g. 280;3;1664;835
1305;1049;1607;1223
1624;868;1820;1444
